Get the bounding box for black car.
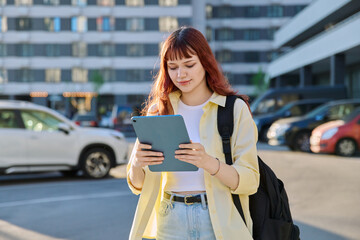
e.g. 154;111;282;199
267;99;360;152
254;99;329;141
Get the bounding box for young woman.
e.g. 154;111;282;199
127;26;259;240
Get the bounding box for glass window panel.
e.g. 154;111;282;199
46;44;61;57
15;0;33;5
216;50;232;63
159;0;177;6
245;6;260;18
72;16;87;32
268;5;283;17
126;69;144;82
72;68;88;83
97;0;114;6
72;42;87;57
16;18;32;31
0;110;21;129
125;0;144;6
126;18;144;31
44;17;61;32
0;69;7;83
99;43;115;57
159;17;178;32
45;69;61;82
1;17;7;32
20;68;34;82
19;44;34;57
43;0;59;5
72;0;87;6
101;68;115;82
97;17;114;31
0;44;6;57
217;6;232;18
217;28;234;41
244;29;260;40
126;44;144;56
206;5;212;19
20;110;62;132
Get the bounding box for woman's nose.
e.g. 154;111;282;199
177;68;186;78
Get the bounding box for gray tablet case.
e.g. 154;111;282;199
131;115;198;172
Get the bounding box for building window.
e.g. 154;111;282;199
72;0;86;6
18;44;34;57
126;18;144;31
46;44;61;57
125;0;144;6
1;17;7;32
126;44;144;57
267;28;277;40
15;0;33;5
244;52;260;62
217;6;232;18
16;18;32;31
71;16;87;32
97;17;115;31
217;28;234;41
244;29;261;40
294;5;306;15
0;44;6;57
268;5;283;18
126;69;144;82
98;43;115;57
159;17;178;32
159;0;177;6
72;42;87;57
245;6;260;18
0;69;7;83
97;0;114;6
45;69;61;83
101;68;115;82
206;5;212;19
206;27;212;41
72;68;88;83
216;50;232;63
43;0;59;5
19;68;34;82
44;17;61;32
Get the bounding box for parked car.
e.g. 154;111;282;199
72;113;99;127
267;99;360;152
254;99;329;142
110;105;139;137
0;100;128;179
250;85;347;116
310;108;360;156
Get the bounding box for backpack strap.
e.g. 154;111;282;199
217;95;246;224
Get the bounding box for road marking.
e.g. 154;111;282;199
0;191;132;208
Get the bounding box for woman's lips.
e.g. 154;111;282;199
177;80;191;86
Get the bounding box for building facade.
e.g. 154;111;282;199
268;0;360;99
0;0;311;117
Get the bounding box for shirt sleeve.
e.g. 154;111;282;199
126;139;143;195
230;99;260;195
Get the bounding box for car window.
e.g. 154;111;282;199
0;110;22;129
328;104;357;120
276;94;299;109
20;110;63;132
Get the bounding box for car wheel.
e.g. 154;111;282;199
80;148;113;179
336;138;357;157
293;132;311;152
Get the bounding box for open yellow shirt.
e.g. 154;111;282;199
127;91;259;240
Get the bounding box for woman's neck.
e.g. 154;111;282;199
180;87;213;106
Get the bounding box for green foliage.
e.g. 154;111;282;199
251;68;268;96
91;70;104;93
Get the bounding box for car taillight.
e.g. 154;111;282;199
113;118;117;124
90;121;97;127
75;121;81;126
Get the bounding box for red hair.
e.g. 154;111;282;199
142;26;250;116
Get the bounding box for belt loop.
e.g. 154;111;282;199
200;193;207;210
169;193;174;209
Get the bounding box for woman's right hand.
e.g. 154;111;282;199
132;143;164;168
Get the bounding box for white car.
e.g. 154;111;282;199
0;100;128;179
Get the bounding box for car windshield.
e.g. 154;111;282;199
74;115;96;121
305;104;330;118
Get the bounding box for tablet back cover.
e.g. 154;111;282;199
132;115;198;172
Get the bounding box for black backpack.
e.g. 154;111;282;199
217;95;300;240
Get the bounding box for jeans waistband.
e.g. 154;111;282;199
164;192;207;205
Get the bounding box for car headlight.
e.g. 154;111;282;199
321;128;338;140
268;123;290;138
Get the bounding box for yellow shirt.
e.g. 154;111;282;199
127;91;259;240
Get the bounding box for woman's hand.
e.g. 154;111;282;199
132;143;164;168
175;142;217;172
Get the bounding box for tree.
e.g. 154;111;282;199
251;67;268;96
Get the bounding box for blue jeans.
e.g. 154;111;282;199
157;192;216;240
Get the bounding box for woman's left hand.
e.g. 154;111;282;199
175;142;213;170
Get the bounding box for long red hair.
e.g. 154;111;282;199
142;26;249;116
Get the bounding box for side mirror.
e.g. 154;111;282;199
315;114;325;121
58;123;71;134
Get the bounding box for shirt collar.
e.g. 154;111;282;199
168;90;226;108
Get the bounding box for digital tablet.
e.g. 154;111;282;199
131;115;198;172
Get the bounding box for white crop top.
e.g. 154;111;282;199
164;99;210;192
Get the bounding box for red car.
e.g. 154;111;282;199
310;109;360;156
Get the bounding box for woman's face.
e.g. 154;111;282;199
167;54;207;95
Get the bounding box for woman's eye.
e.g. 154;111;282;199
186;64;195;68
169;67;177;70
